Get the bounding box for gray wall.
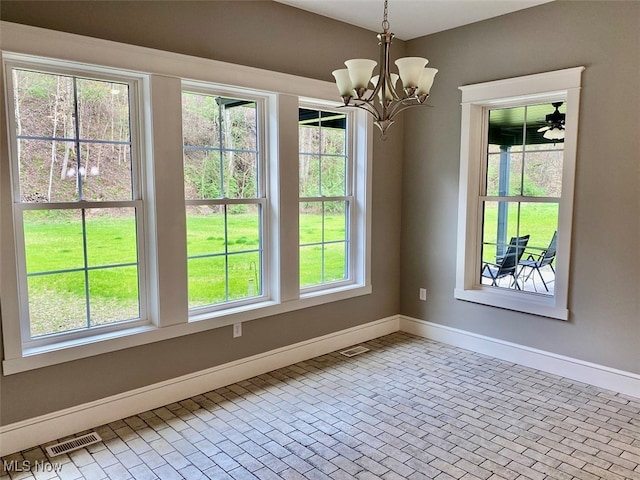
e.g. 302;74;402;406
401;1;640;373
0;1;404;425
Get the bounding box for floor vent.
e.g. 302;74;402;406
339;345;370;357
45;432;102;457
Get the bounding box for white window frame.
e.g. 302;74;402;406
298;100;371;299
3;55;151;351
298;103;355;293
181;83;270;314
0;22;372;374
455;67;584;320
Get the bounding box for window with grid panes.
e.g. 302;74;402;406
455;67;583;320
299;108;351;289
480;103;564;295
6;64;145;344
182;90;265;310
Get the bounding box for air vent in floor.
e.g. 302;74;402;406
339;345;370;357
45;432;102;457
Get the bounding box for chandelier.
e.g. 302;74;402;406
332;0;438;139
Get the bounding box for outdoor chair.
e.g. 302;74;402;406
519;231;557;292
481;235;530;289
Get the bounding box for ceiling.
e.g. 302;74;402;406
274;0;553;40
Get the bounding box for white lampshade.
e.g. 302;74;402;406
395;57;429;88
417;68;438;96
543;127;565;140
371;73;400;101
345;59;377;90
332;69;354;97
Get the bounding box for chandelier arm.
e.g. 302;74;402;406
386;99;427;119
345;100;384;121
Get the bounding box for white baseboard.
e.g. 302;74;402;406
400;315;640;399
4;314;638;457
0;315;400;457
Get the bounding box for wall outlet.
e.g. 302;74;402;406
419;288;427;301
233;323;242;338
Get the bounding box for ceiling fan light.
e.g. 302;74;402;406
543;127;565;140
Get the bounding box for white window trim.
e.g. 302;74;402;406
181;83;271;313
0;21;372;374
3;58;152;350
298;103;355;293
454;67;584;320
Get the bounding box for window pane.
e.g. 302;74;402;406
321;122;346;156
522;149;563;198
224;151;257;199
487;103;566;198
324;201;347;242
227;205;261;253
519;203;559;254
184;149;222;200
488;106;525;152
188;256;226;308
28;272;87;337
480;200;558;294
13;69;72;139
80;143;133;201
320;157;346;196
186;206;225;257
324;243;347;282
18;139;79;203
76;78;131;143
300;203;323;245
300;155;320;197
222;100;257;152
182;92;221;148
23;209;84;274
486;150;523;197
299;123;320;154
89;266;140;326
300;245;322;287
228;252;261;300
85;208;138;267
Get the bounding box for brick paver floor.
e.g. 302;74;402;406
2;332;639;479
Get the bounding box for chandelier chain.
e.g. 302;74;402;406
382;0;389;32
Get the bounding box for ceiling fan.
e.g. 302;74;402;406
537;102;565;140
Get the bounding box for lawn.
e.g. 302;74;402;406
481;202;558;262
24;211;347;336
25;203;556;337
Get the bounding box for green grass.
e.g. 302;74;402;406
482;202;558;262
24;211;347;335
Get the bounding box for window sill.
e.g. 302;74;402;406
2;283;372;375
454;286;568;320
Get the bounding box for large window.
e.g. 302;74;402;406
299;108;351;290
182;90;265;311
5;62;146;347
455;67;584;320
480;103;564;295
1;26;372;373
